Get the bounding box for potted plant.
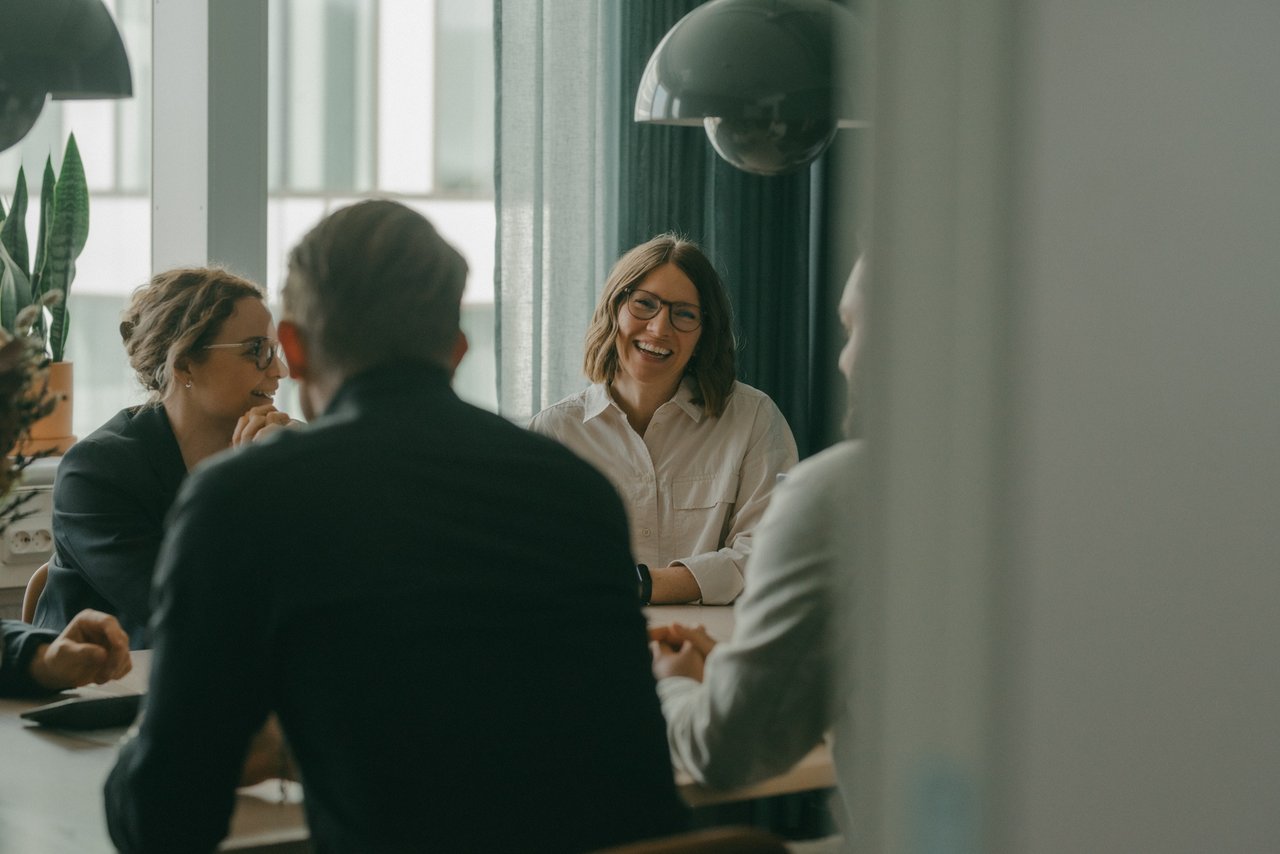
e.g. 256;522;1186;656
0;133;88;456
0;327;58;530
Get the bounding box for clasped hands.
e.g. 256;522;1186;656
648;622;717;683
232;404;300;446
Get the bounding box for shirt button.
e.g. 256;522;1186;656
642;528;652;537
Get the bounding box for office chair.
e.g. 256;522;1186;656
21;562;50;623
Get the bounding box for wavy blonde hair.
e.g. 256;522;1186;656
582;234;736;417
120;267;264;405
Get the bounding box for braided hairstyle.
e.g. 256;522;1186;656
120;267;264;405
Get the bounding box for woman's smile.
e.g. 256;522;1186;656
635;340;674;360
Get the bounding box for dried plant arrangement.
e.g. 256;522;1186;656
0;299;60;532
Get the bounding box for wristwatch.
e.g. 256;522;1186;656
635;563;652;605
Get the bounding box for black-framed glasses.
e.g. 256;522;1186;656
202;336;282;371
624;287;704;332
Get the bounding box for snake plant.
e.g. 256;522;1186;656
0;133;89;362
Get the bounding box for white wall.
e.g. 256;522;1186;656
858;2;1280;852
1005;1;1280;850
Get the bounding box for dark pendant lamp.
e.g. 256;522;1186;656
635;0;865;177
0;0;133;152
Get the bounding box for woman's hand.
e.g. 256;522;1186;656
232;404;298;447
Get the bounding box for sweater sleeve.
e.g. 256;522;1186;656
659;446;851;789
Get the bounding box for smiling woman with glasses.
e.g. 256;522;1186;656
530;234;798;606
32;267;299;649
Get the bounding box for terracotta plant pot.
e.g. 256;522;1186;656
17;361;76;456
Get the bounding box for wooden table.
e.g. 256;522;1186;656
0;652;308;853
0;608;834;851
644;604;737;641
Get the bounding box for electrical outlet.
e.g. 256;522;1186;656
0;457;57;588
7;530;31;553
4;526;53;556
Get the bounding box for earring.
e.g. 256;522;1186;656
184;380;193;389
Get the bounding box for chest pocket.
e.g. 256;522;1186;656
671;473;739;545
672;473;739;510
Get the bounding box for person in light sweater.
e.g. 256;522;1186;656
649;255;868;837
35;268;296;648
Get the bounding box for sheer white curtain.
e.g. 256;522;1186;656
494;1;615;423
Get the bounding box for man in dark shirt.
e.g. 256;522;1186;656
104;200;688;853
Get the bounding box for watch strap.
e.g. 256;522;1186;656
635;563;652;605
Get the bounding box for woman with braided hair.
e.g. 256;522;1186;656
34;268;296;648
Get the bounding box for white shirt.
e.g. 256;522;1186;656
655;440;860;828
529;379;797;604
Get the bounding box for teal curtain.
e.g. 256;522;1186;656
494;1;613;423
495;0;855;454
608;2;845;458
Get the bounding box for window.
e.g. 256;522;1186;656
266;0;496;413
0;0;496;442
0;0;152;441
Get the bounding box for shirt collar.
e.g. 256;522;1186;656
325;362;454;419
585;377;705;424
670;376;705;423
583;383;615;422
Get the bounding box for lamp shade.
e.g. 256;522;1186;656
0;0;133;151
635;0;865;176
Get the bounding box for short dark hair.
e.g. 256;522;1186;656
120;267;264;405
582;234;736;416
283;200;468;376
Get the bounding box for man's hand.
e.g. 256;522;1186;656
649;622;718;657
232;404;297;446
649;623;717;683
649;638;707;682
239;714;296;787
28;609;131;691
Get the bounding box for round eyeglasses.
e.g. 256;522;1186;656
624;287;704;332
202;336;282;371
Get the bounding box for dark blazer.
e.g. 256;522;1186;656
34;405;186;649
0;619;58;696
105;364;689;853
